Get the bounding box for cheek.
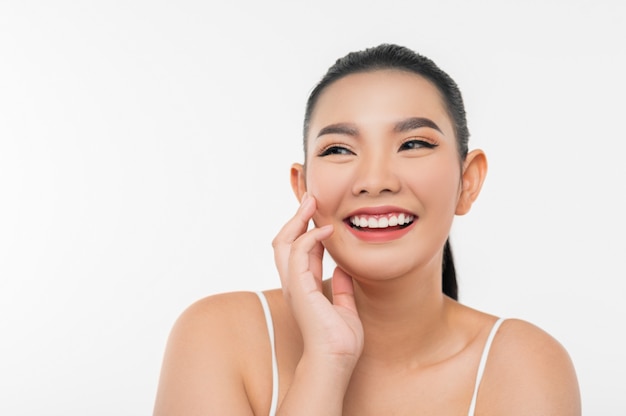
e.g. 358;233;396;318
305;164;350;224
409;157;461;212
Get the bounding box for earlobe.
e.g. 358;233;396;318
456;150;488;215
290;163;307;202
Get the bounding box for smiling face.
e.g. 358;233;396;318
292;69;484;281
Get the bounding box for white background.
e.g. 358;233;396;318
1;1;625;414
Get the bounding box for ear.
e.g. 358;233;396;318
456;149;488;215
290;163;307;202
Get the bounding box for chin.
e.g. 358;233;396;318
332;253;416;282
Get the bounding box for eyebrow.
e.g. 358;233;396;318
316;123;359;139
316;117;442;139
393;117;443;134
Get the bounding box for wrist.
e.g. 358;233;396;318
275;354;356;415
297;350;359;383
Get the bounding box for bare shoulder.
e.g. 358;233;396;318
168;291;267;338
153;291;274;416
480;318;581;415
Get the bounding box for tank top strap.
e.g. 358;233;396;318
467;317;506;416
255;291;279;415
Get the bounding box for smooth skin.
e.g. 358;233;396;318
153;70;581;415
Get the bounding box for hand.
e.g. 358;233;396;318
272;193;364;365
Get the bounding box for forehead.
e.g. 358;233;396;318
309;69;453;137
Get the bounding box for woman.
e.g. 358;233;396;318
153;44;581;415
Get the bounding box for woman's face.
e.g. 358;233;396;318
299;69;465;281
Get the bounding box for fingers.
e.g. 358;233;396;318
272;199;364;363
272;193;315;278
331;267;358;315
287;224;333;293
272;193;333;294
273;193;315;246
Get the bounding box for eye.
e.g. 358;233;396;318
399;138;438;151
318;145;355;157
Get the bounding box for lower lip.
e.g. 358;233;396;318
345;220;416;243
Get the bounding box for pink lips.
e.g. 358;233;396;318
344;205;417;243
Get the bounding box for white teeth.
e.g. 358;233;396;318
349;213;414;229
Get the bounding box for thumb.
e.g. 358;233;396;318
331;267;358;314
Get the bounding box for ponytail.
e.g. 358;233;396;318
442;239;458;300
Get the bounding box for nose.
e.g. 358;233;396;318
351;152;401;196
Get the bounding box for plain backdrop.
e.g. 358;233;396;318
1;1;625;414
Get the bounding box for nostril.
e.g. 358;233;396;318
358;187;394;195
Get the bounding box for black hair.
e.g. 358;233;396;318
302;43;468;300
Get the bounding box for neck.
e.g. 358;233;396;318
350;271;455;368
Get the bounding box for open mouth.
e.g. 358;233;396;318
346;213;416;231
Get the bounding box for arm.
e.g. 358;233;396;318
152;294;258;416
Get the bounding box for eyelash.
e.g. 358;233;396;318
318;145;354;157
318;138;438;157
399;138;438;151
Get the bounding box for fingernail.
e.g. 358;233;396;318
300;193;311;209
319;224;333;233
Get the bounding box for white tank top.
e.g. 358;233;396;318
255;291;505;416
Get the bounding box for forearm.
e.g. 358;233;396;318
276;354;356;416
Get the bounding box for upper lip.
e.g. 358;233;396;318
344;205;417;218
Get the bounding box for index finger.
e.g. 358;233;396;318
272;193;315;248
271;193;316;273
